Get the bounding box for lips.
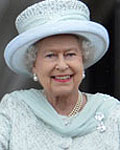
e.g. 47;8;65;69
55;75;70;80
51;74;73;82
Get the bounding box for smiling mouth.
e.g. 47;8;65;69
51;75;73;80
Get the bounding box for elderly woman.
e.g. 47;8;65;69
0;0;120;149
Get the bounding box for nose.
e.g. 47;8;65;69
56;55;68;71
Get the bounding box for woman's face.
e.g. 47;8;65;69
33;35;84;96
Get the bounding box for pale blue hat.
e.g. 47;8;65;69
4;0;109;76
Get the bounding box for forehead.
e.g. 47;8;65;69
35;34;82;51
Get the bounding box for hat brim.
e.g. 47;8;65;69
4;20;109;77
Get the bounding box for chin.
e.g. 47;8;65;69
52;87;75;96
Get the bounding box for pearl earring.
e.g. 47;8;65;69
83;71;85;79
33;73;38;82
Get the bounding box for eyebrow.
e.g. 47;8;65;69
43;47;79;53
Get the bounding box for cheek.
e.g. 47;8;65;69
36;67;50;88
75;57;84;71
35;61;54;82
37;66;49;79
73;59;84;81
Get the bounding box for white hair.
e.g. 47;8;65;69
25;36;95;73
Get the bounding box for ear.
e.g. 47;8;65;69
32;66;37;74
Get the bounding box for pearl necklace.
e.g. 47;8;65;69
68;92;83;117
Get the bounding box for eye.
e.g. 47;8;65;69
66;53;76;57
45;53;56;58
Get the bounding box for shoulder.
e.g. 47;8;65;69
85;92;120;107
0;88;41;113
86;92;119;101
1;88;41;103
0;88;43;125
85;92;120;119
94;93;120;120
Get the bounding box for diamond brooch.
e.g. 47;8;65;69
95;112;106;133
